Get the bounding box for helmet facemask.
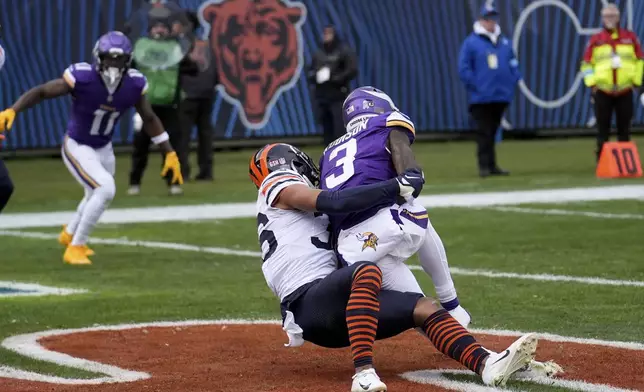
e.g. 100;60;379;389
97;51;131;88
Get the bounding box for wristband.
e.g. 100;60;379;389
151;132;169;145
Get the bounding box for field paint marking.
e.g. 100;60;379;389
402;369;637;392
1;185;643;229
2;319;644;386
485;206;644;220
0;230;262;258
407;266;644;288
4;229;644;289
0;282;87;298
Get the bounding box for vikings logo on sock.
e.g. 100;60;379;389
356;232;379;251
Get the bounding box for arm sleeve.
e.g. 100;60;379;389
581;37;597;87
260;170;309;207
316;178;399;214
457;40;476;90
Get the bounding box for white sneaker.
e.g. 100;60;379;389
448;305;471;328
351;368;387;392
169;185;183;196
481;333;538;387
127;186;140;196
514;359;564;380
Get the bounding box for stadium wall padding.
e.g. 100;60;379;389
0;0;640;150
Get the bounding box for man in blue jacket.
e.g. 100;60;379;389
458;3;521;177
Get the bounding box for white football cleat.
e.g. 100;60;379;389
351;368;387;392
514;359;564;380
448;305;471;328
127;186;140;196
481;333;538;387
169;185;184;196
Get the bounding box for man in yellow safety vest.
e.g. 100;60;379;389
581;3;644;161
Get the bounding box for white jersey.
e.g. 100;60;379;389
256;169;337;301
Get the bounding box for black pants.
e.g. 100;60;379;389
0;159;14;213
129;105;189;186
179;97;215;179
281;262;423;349
470;102;508;171
317;99;345;146
594;90;633;160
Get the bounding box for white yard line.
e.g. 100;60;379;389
0;282;87;298
2;230;643;289
1;185;642;229
1;319;643;386
402;369;637;392
485;206;644;220
407;266;644;288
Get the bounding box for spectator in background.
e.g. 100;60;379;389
128;16;197;196
308;25;357;146
458;3;521;178
122;0;182;41
178;11;219;181
581;3;644;162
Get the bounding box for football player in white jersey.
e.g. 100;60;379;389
250;143;542;392
319;86;470;327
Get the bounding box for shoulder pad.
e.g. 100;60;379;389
385;112;415;135
63;62;93;88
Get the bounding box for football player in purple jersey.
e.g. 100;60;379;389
0;31;183;265
319;86;471;327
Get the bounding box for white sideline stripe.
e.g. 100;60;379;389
486;206;644;220
1;185;642;229
0;282;87;298
401;369;637;392
3;230;643;289
1;319;644;386
407;266;644;288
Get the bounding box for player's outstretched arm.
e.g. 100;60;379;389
134;95;184;185
0;79;71;132
274;170;423;213
12;79;72;113
388;128;422;175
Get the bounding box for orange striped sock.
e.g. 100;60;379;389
423;309;489;375
346;264;382;369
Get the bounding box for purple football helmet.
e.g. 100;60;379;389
342;86;399;129
93;31;133;87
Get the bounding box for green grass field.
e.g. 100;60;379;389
1;137;643;390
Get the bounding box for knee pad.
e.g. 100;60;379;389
95;180;116;202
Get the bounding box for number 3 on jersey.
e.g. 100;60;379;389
90;109;120;136
324;138;357;189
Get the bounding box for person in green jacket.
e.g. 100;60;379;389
128;17;197;196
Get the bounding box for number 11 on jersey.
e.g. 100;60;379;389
90;109;120;136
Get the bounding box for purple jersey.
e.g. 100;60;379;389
320;111;415;231
62;63;148;148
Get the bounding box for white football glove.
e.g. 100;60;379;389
133;112;143;132
639;93;644;108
